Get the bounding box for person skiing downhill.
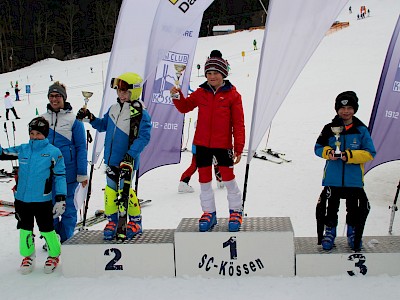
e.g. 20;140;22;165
0;117;67;274
170;50;245;232
77;72;152;240
42;81;88;244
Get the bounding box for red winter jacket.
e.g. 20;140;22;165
173;80;245;155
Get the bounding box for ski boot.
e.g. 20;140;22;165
199;211;217;232
44;256;60;274
228;209;243;232
347;225;362;251
126;215;142;239
103;213;118;240
20;255;35;275
321;226;337;250
178;181;194;193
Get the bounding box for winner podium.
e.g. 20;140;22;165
62;218;400;278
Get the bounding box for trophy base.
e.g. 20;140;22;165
171;93;180;100
333;153;342;158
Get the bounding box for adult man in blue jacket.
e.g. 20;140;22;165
42;82;88;243
315;91;376;251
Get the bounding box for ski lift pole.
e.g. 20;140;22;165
388;180;400;234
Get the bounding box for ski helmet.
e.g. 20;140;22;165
28;116;49;137
110;72;143;101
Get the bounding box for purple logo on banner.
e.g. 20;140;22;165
151;51;189;105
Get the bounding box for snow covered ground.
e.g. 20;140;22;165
0;0;400;299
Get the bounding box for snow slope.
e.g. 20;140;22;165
0;0;399;299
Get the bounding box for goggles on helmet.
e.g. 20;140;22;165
110;78;141;92
29;118;47;131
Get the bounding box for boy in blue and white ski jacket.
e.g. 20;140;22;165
77;72;151;241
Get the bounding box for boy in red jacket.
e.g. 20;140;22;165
171;50;245;232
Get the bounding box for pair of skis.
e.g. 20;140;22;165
244;149;291;164
0;200;15;216
260;148;292;163
75;199;151;230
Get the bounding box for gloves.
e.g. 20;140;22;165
76;108;95;121
53;195;66;219
119;153;134;179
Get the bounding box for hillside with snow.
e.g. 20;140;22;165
0;1;399;299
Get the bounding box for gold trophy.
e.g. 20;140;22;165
171;64;186;99
81;91;93;122
331;126;343;157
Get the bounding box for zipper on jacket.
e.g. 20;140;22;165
107;104;124;164
52;112;58;144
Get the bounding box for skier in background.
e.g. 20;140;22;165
14;83;21;101
253;39;258;50
77;72;152;240
179;144;224;193
42;81;88;244
4;91;20;120
314;91;375;251
0;117;67;274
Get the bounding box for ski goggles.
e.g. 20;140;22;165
110;78;141;91
29;118;47;130
28;117;49;136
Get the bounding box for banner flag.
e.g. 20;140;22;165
246;0;348;163
91;0;214;177
138;0;214;176
365;15;400;173
91;0;160;164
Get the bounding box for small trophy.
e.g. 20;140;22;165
171;64;186;99
81;91;93;122
331;126;343;157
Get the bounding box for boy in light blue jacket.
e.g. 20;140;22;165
0;117;67;275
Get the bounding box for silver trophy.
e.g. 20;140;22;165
331;126;344;157
81;91;93;122
171;64;186;99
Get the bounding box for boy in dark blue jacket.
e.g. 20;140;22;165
315;91;376;251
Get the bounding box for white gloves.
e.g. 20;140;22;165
53;195;66;219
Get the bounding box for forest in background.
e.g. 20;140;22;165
0;0;268;73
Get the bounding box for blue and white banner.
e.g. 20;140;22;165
246;0;348;163
365;15;400;173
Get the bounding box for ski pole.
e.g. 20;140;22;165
389;180;400;234
3;123;10;148
82;164;94;228
183;117;192;151
12;121;16;146
3;123;14;169
86;129;93;150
